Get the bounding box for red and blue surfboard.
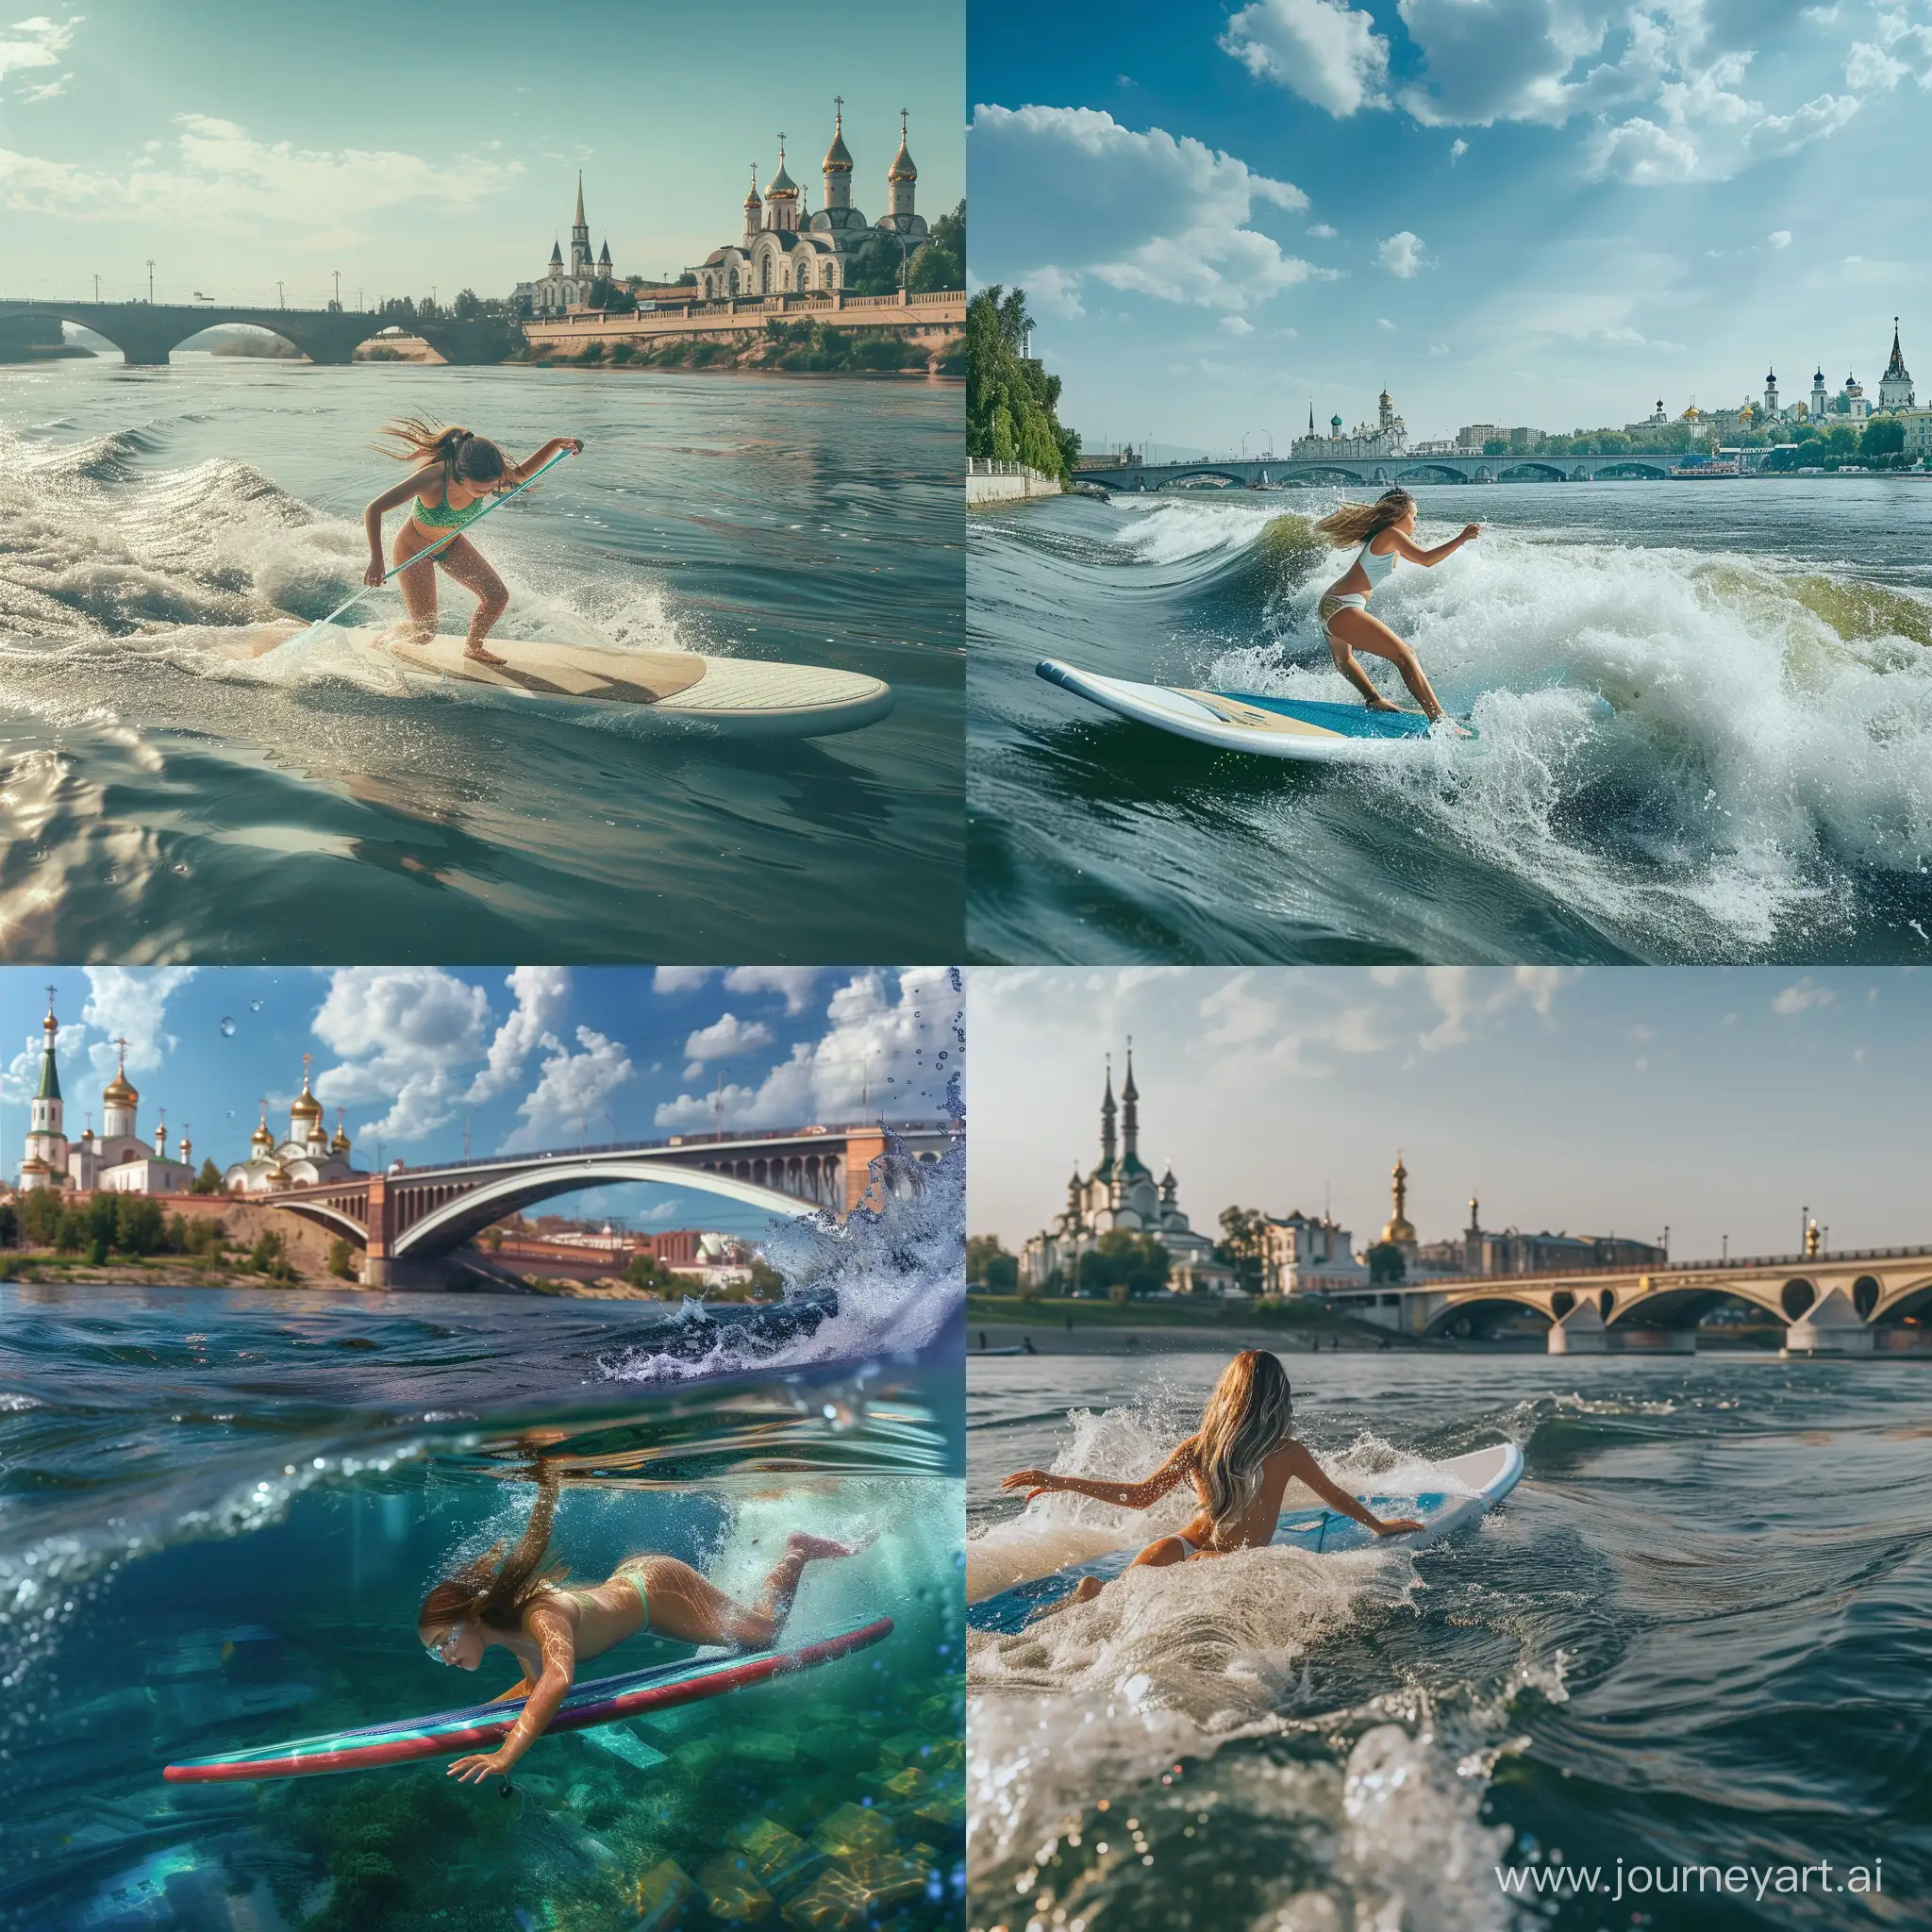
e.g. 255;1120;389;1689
163;1612;893;1782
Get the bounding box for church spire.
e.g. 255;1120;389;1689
575;171;586;229
1099;1054;1117;1173
1121;1038;1141;1166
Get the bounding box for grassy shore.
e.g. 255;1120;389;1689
965;1292;1428;1354
2;1253;344;1290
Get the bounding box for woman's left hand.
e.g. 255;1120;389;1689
1459;525;1480;542
1002;1469;1058;1498
447;1749;515;1783
562;438;585;456
1373;1517;1425;1536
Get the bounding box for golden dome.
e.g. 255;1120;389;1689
889;131;917;182
766;149;799;199
291;1072;324;1124
1380;1153;1417;1245
823;107;853;175
102;1052;138;1108
251;1112;275;1151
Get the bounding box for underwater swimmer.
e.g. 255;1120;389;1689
417;1466;860;1784
362;417;583;666
1315;489;1477;731
1001;1349;1423;1605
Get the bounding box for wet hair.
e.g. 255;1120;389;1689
418;1461;568;1635
376;416;509;492
1316;489;1415;548
1191;1350;1294;1529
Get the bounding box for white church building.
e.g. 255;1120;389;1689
223;1059;361;1194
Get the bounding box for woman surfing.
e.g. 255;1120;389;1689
363;418;583;665
1315;489;1477;727
1000;1349;1421;1607
417;1465;861;1785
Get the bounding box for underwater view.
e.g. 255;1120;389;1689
970;479;1932;964
0;1134;966;1932
966;1350;1932;1932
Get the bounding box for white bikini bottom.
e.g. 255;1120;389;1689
1319;590;1369;633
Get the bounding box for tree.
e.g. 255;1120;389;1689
966;286;1078;479
1861;417;1905;459
746;1257;784;1299
0;1202;14;1248
18;1190;64;1248
1081;1231;1171;1299
1367;1241;1407;1284
1825;424;1858;456
116;1194;164;1256
968;1234;1018;1289
327;1239;355;1280
192;1158;225;1195
906;201;965;293
625;1252;682;1294
1215;1206;1269;1295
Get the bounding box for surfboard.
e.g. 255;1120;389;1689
966;1442;1522;1636
1037;658;1472;761
162;1612;892;1783
185;624;894;739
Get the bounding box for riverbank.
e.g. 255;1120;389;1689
965;1292;1423;1354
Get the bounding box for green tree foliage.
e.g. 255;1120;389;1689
17;1190;65;1247
1215;1206;1269;1295
746;1257;785;1299
906;202;965;293
328;1239;355;1280
1078;1231;1171;1299
966;287;1078;479
192;1158;225;1195
1860;416;1906;458
0;1202;14;1247
967;1234;1019;1289
1367;1241;1407;1284
625;1252;683;1294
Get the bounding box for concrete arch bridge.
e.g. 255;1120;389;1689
0;298;520;367
263;1121;949;1287
1074;453;1680;492
1326;1245;1932;1354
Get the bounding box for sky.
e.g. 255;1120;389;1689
1;966;955;1234
969;0;1930;453
0;1;963;308
969;966;1928;1264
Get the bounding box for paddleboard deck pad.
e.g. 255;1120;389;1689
182;624;893;738
968;1442;1522;1635
1038;658;1471;760
163;1612;892;1782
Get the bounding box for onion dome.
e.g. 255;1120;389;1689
743;164;761;211
889;112;917;183
102;1051;138;1109
766;145;799;200
331;1108;350;1157
290;1070;324;1128
251;1110;275;1153
824;106;853;175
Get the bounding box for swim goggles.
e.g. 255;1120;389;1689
424;1624;465;1665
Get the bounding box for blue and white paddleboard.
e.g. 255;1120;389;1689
967;1442;1522;1636
1037;658;1472;761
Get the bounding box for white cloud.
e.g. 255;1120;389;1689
1377;315;1398;329
1221;314;1256;335
1416;967;1577;1052
652;968;714;994
1429;340;1451;354
1772;976;1837;1014
1450;137;1470;161
0;14;76;88
1377;229;1426;276
1397;0;1663;127
465;967;570;1105
78;967;196;1083
1590;114;1700;182
971;104;1312;314
680;1011;774;1081
1221;0;1391;117
1845;39;1907;86
1768;228;1792;246
312;967;492;1141
1307;221;1339;239
721;967;820;1016
501;1026;634;1153
654;968;953;1133
0;112;522;235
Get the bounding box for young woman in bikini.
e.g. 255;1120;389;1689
361;418;583;665
1314;489;1478;726
417;1466;859;1784
1001;1348;1422;1603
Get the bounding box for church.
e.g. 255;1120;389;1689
223;1059;362;1194
1021;1049;1233;1294
17;999;197;1195
528;175;613;319
688;105;928;302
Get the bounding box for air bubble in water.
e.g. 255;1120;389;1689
220;1017;236;1038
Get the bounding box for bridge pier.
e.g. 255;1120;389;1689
1547;1303;1607;1353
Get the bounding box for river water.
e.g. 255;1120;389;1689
0;1142;967;1932
0;356;963;962
966;1350;1932;1931
969;481;1932;964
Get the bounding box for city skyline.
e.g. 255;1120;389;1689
0;0;963;308
3;967;953;1230
968;967;1930;1263
969;0;1932;450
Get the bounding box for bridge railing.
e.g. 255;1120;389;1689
1426;1242;1932;1292
365;1120;949;1178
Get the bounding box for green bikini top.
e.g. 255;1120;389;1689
413;485;493;532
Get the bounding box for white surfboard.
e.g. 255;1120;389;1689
1037;657;1471;761
185;623;894;739
967;1441;1523;1634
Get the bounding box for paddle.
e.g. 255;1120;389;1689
291;443;576;644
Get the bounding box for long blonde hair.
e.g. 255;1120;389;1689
1316;488;1413;548
1191;1349;1294;1527
418;1460;568;1634
375;416;509;494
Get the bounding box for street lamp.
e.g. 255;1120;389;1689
146;260;155;304
92;274;99;302
333;270;341;308
276;281;284;308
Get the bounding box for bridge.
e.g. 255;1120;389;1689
1321;1244;1932;1354
262;1121;951;1288
1074;451;1685;491
0;298;521;368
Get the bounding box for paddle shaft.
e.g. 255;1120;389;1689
307;444;575;637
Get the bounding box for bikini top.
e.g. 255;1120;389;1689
1355;538;1399;588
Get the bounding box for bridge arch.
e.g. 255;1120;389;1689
1497;461;1567;482
270;1197;370;1244
1424;1292;1552;1341
1781;1277;1816;1320
1394;464;1472;485
391;1158;806;1261
1874;1274;1932;1324
1151;468;1247;491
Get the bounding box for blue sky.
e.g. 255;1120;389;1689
1;966;954;1234
970;967;1927;1262
970;0;1929;451
0;2;962;307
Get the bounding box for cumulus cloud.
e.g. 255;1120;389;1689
464;967;570;1105
501;1026;634;1153
1377;229;1427;276
79;967;196;1083
1221;314;1256;335
654;968;953;1134
312;967;493;1141
1768;227;1792;246
680;1011;774;1081
0;14;76;89
1450;137;1470;160
722;967;820;1016
1772;976;1837;1014
652;968;714;994
1221;0;1391;117
1412;966;1578;1052
970;104;1312;313
0;111;521;234
1307;221;1339;238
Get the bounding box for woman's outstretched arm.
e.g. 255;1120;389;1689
447;1607;575;1782
1387;525;1479;568
1281;1442;1423;1535
1002;1439;1196;1512
506;436;584;484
